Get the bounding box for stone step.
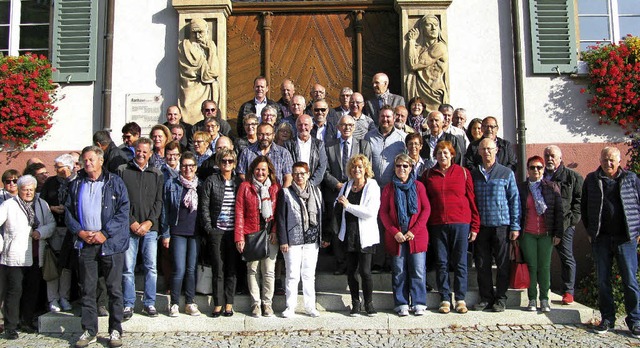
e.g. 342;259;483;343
38;290;595;333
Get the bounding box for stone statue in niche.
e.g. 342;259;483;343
405;14;449;113
178;18;220;124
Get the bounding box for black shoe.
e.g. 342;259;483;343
371;266;382;274
473;301;491;311
365;303;377;317
4;330;18;340
222;309;234;317
426;283;434;292
143;305;158;317
210;310;222;318
631;325;640;339
18;322;36;334
333;265;346;275
593;319;615;334
349;302;361;317
123;307;133;321
492;300;506;312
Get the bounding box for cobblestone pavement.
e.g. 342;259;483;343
1;324;639;348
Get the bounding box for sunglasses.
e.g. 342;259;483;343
314;108;327;112
220;159;235;164
3;179;17;184
529;165;544;170
395;164;410;169
203;108;216;112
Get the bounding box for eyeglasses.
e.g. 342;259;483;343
220;159;235;164
181;164;197;169
166;153;181;158
292;172;307;176
314;108;327;112
395;164;410;169
483;125;498;130
479;147;496;152
528;165;544;170
203;108;216;112
339;123;355;128
194;140;206;144
245;123;259;127
3;179;17;184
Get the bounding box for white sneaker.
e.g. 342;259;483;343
59;298;72;311
169;304;179;317
306;309;320;318
49;300;61;312
109;329;122;347
414;307;426;316
185;303;201;316
397;308;410;317
282;308;296;318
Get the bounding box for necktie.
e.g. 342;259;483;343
341;140;350;177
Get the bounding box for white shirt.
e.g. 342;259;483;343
315;124;326;142
341;137;353;161
297;136;312;165
254;98;267;118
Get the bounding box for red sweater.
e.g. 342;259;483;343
234;181;281;243
379;180;431;256
420;164;480;233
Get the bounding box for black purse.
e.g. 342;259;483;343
242;221;271;262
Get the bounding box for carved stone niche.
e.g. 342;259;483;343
172;0;232;125
395;0;452;113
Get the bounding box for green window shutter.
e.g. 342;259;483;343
51;0;99;83
529;0;577;74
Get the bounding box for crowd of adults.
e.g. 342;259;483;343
1;74;639;347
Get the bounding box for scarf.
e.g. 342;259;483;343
409;115;425;133
253;177;273;221
179;175;199;212
291;183;319;231
16;196;40;229
528;180;547;215
393;171;418;231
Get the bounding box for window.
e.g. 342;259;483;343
577;0;640;51
0;0;51;57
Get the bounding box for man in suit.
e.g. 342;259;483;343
237;76;282;138
283;114;327;186
365;73;405;125
421;111;462;167
323;114;373;274
311;99;338;143
333;87;353;122
464;116;517;173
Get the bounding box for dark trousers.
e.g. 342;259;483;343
1;265;27;332
19;262;42;327
210;233;240;306
554;226;576;294
345;252;373;305
78;244;124;336
473;225;510;303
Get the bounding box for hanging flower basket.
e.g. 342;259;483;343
0;53;57;150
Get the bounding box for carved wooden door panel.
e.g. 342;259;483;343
226;10;401;131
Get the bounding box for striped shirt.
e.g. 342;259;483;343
216;180;236;232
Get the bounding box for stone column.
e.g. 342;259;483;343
395;0;452;112
173;0;232;124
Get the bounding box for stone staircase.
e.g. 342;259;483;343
38;261;596;333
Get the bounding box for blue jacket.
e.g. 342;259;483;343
582;167;640;241
65;170;130;256
471;163;521;231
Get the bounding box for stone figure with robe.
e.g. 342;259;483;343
178;18;220;124
405;14;449;113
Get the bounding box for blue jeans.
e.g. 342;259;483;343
123;231;158;308
170;235;198;305
391;243;427;311
593;235;640;329
431;224;469;302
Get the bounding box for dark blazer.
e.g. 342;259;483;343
365;93;405;124
305;103;339;128
283;137;328;186
464;136;518;173
104;141;128;173
188;117;232;150
420;132;463;165
332;106;349;127
323;137;372;191
236;98;282;138
311;122;338;144
163;121;193;149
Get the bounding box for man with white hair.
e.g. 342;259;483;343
365;72;405;124
283;114;327;186
543;145;583;305
582;147;640;337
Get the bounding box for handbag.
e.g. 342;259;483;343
42;242;60;282
195;263;213;295
509;240;530;289
242;222;271;262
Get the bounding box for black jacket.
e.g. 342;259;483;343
546;164;583;231
464;137;518;173
199;172;242;236
104;141;128;173
116;161;164;231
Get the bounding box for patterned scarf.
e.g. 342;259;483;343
291;183;319;231
16;196;40;229
528;180;547;215
253;177;273;221
179;175;199;212
409;115;425;134
393;171;418;231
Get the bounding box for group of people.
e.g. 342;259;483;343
1;74;639;347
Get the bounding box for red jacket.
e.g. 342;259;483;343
420;164;480;233
379;180;431;256
234;181;281;243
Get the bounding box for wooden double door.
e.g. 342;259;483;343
226;8;401;129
